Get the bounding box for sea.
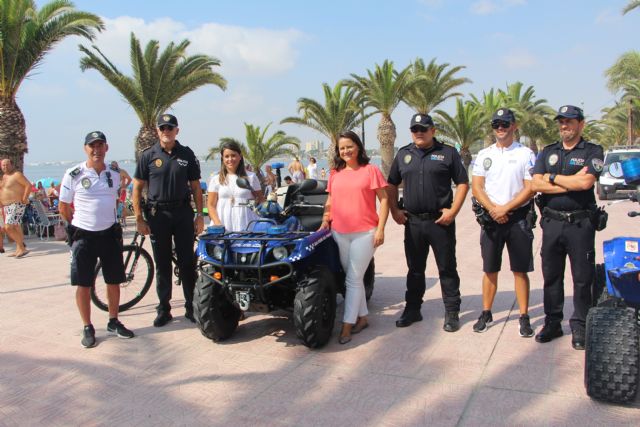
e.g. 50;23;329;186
23;156;383;187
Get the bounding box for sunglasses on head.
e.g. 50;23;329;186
491;121;512;129
410;126;431;133
159;125;175;131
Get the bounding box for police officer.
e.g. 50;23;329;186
59;131;134;348
132;114;204;327
531;105;604;350
471;109;536;337
388;113;469;332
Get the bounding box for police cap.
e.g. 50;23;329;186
554;105;584;121
491;108;516;123
157;113;178;128
85;131;107;145
410;113;434;130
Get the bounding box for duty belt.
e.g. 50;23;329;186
148;199;188;210
407;211;442;221
542;207;591;223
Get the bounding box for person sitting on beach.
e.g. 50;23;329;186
0;158;31;258
288;158;305;183
207;141;265;231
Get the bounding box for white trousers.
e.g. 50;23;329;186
332;228;376;324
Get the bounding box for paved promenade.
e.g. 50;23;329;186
1;193;639;426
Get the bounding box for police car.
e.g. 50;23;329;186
597;146;640;200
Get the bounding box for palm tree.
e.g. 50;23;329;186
0;0;104;171
469;89;507;147
434;99;485;169
403;57;470;114
605;51;640;93
623;0;640;14
343;60;416;176
499;82;554;154
79;32;226;156
281;82;363;168
216;122;300;186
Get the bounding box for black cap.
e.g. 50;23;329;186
410;113;434;129
157;113;178;127
85;131;107;145
491;108;516;123
554;105;584;121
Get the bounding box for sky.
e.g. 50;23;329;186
22;0;638;163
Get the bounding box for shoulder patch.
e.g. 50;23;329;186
69;167;81;178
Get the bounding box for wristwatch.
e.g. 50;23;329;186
549;173;557;185
195;212;203;217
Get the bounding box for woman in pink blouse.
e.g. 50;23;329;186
320;131;389;344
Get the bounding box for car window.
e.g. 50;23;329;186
604;151;640;165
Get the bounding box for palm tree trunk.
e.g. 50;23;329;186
377;113;396;177
0;99;28;172
459;147;472;171
136;125;159;161
327;136;339;170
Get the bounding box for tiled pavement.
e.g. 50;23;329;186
1;193;639;427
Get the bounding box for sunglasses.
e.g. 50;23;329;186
410;126;432;133
491;121;512;129
159;125;175;131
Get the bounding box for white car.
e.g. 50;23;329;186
597;146;640;200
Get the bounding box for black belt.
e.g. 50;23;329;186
542;207;591;223
148;199;188;210
407;211;442;221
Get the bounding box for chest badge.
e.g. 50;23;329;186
81;178;91;189
177;159;188;167
404;154;412;164
154;159;163;168
592;158;604;172
548;154;559;166
483;158;492;170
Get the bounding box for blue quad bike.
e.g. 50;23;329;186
585;159;640;404
193;179;375;348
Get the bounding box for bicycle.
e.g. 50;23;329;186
91;231;186;312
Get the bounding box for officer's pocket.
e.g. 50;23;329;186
517;219;534;240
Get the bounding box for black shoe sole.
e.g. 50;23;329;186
81;339;96;348
107;329;134;339
535;331;563;343
473;321;492;333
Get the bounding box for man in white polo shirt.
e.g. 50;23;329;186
59;131;134;348
471;109;536;337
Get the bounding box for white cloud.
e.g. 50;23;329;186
501;50;537;69
595;9;622;25
470;0;526;15
86;17;304;77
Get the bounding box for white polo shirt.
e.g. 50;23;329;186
472;142;536;207
60;161;121;231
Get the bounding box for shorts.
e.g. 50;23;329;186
70;233;125;286
3;202;26;225
480;218;534;273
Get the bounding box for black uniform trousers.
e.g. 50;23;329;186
404;216;461;312
147;205;196;314
540;216;595;331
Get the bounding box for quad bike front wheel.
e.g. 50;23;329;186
193;269;241;342
585;305;639;403
293;265;337;348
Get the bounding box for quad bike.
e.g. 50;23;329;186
585;158;640;404
193;178;375;348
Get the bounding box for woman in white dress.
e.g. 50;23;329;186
207;141;264;231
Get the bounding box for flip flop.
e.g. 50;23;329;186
16;250;30;258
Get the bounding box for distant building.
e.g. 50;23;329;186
305;140;324;157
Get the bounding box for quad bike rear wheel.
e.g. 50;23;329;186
585;305;639;403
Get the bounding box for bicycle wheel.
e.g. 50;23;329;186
91;245;155;312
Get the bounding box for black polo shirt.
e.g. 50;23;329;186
388;139;469;213
134;141;201;202
532;139;604;211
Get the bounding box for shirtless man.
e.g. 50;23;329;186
0;158;31;257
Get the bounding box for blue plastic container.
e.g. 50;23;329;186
622;158;640;186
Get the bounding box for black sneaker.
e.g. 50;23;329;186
535;321;563;343
81;324;96;348
184;310;196;323
443;311;460;332
153;311;173;327
519;314;534;337
107;319;135;339
473;310;493;333
571;329;585;350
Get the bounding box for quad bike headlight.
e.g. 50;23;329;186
212;245;224;260
272;246;289;260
